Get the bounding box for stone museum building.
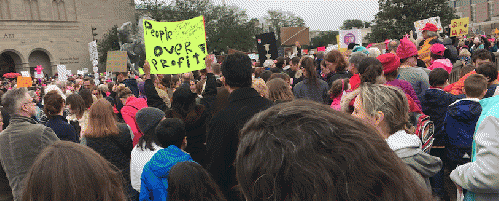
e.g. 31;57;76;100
0;0;135;76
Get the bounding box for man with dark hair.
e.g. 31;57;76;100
139;118;193;201
444;49;495;95
205;52;273;200
476;63;499;98
116;71;139;97
0;88;59;200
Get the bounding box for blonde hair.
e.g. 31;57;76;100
266;78;294;102
84;99;119;138
459;49;471;57
358;84;409;135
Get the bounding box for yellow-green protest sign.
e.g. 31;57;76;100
143;16;208;74
450;17;469;37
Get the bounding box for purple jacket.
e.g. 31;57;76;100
387;79;421;108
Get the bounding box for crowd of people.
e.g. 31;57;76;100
0;22;498;201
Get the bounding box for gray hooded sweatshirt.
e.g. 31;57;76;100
386;130;443;190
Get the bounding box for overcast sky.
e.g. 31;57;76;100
136;0;380;31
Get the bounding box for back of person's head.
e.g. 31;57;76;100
476;62;498;84
269;73;290;83
324;50;348;72
136;107;166;151
357;84;409;135
21;141;127;201
349;51;367;70
329;78;349;98
429;68;449;87
260;70;272;82
221;52;252;88
66;93;86;118
472;49;493;63
464;74;488;98
291;57;300;66
43;91;64;119
212;63;222;75
236;100;433;201
2;87;28;115
85;99;118;138
301;56;318;84
358;57;384;84
155;118;186;148
387;40;400;52
367;47;381;58
78;89;93;109
171;88;198;118
115;85;133;100
266;78;293;102
168;161;226;201
275;57;285;69
161;74;172;88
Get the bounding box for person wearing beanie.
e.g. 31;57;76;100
130;107;166;192
165;87;209;165
418;23;443;68
397;37;430;102
428;43;453;74
378;53;421;108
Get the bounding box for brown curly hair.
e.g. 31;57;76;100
115;85;133;99
43;91;64;119
324;50;348;72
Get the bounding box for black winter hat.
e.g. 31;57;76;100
136;107;165;134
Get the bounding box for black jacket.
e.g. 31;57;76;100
123;78;139;97
205;87;273;197
85;123;133;183
45;115;79;143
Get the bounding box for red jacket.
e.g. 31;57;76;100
120;96;148;146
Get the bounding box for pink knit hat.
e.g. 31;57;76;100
396;38;418;59
377;53;401;74
430;43;446;56
428;59;453;73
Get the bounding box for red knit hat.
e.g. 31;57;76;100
377;53;400;74
430;43;446;56
421;23;439;32
396;38;418;59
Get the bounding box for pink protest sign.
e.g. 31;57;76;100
35;65;43;74
317;46;325;52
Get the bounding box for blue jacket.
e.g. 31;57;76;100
420;88;461;146
444;99;481;162
139;145;193;201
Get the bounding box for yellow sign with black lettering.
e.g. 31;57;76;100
450;17;469;37
143;16;208;74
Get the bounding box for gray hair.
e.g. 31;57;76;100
358;84;409;135
54;81;66;90
349;52;367;70
426;31;438;38
2;87;28;115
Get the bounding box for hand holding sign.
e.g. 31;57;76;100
143;16;208;74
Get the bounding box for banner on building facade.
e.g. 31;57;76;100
143;15;208;74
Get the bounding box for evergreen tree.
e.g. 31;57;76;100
367;0;458;43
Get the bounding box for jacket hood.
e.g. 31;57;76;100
386;130;421;151
148;145;192;178
387;130;442;178
443;38;453;45
448;98;482;121
125;96;148;108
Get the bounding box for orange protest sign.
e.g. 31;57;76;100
17;77;32;88
450;17;469;37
